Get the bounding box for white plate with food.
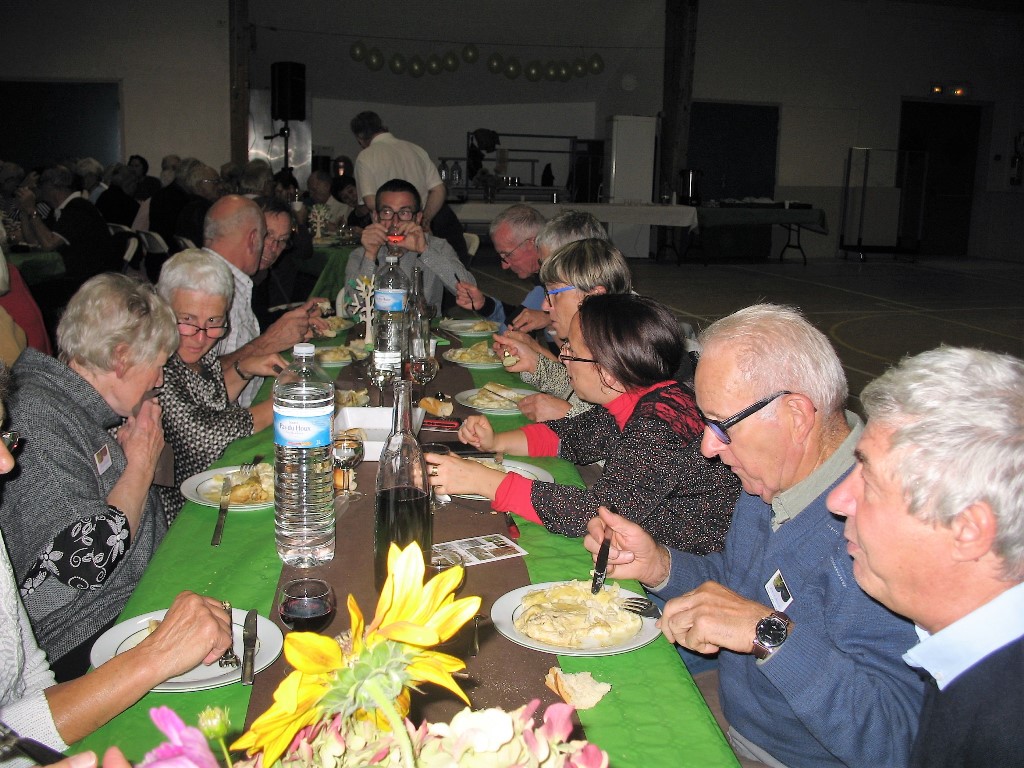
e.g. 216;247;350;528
90;608;283;692
455;458;554;500
335;388;371;408
455;386;533;415
180;465;275;510
314;316;355;339
439;318;499;337
491;581;660;657
442;343;503;370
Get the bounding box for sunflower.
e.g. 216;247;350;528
231;543;481;768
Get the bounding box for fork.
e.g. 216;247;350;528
239;454;265;478
622;597;662;619
217;602;241;668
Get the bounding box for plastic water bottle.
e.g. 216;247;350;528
372;253;409;373
273;343;335;567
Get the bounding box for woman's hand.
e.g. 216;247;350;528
518;393;571;422
135;591;234;676
425;453;505;500
117;398;165;477
239;352;287;379
492;331;544;373
458;415;496;450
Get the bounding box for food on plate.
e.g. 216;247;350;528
446;341;499;365
316;346;353;363
513;580;643;649
544;667;611;710
419;396;454;417
202;463;274;504
315;316;354;338
335;389;370;408
316;300;333;316
467;456;508;474
470;319;499;332
468;382;526;410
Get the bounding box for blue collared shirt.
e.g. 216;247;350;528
903;580;1024;690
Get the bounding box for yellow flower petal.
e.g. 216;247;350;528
347;593;365;653
376;620;440;647
284;632;343;674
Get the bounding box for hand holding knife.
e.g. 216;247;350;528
591;534;611;594
241;609;258;685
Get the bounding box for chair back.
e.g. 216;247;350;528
174;236;198;252
464;232;480;261
136;230;169;255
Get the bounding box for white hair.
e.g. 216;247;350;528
861;346;1024;579
698;303;848;417
157;249;234;309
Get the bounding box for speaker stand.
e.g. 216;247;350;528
264;121;292;171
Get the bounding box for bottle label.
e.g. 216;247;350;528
375;288;407;312
273;405;333;447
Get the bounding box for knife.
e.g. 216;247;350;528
504;512;520;540
241;609;258;685
591;534;611;594
0;720;67;765
210;476;232;546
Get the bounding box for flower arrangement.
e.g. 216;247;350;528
309;204;332;241
133;544;606;768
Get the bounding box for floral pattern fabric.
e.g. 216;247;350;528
19;509;129;595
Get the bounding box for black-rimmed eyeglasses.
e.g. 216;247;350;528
497;237;534;264
177;321;229;339
377;207;417;221
2;431;21;452
557;340;598;365
699;391;792;445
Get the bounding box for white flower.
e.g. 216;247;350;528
446;707;515;753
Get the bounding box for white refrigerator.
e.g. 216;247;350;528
604;115;658;259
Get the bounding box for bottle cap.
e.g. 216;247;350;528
293;343;315;356
385;255;399;263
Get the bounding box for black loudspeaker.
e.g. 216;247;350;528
271;62;306;122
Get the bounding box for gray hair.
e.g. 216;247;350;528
488;203;545;239
157;249;234;309
535;210;608;256
861;346;1024;579
203;196;263;245
539;238;632;294
57;274;179;372
699;304;848;417
174;157;202;187
183;161;217;195
240;160;273;196
75;157;104;181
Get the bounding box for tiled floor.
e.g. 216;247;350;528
468;252;1024;411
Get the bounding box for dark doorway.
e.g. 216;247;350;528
898;101;981;257
0;81;121;168
688;102;779;201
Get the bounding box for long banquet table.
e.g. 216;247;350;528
75;329;737;768
449;201;699;230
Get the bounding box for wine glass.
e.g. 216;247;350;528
386;221;405;256
366;361;396;406
426;547;466;591
277;578;336;633
408;354;439;399
333;433;365;497
421;443;452;509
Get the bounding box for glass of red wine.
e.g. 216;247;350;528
277;578;336;633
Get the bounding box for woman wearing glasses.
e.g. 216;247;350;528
0;274;179;682
155;249;286;521
428;293;739;552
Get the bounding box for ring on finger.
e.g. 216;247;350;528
220;600;231;612
429;466;439;477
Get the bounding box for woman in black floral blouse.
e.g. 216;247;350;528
428;294;739;553
156;249;285;522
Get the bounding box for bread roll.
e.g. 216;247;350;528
419;397;454;417
544;667;611;710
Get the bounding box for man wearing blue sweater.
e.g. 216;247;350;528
586;304;924;767
828;347;1024;767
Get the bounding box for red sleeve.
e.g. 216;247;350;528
493;472;541;525
521;423;560;456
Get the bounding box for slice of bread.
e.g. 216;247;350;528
419;397;454;417
544;667;611;710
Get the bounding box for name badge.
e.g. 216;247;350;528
765;568;794;611
94;445;112;475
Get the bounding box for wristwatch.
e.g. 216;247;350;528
752;610;791;660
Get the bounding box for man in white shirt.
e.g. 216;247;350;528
828;346;1024;767
205;195;326;405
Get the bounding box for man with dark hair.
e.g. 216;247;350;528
350;110;468;263
344;178;474;314
306;169;346;225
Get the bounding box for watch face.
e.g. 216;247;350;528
757;615;789;648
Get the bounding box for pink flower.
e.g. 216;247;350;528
539;702;575;743
569;742;610;768
141;707;219;768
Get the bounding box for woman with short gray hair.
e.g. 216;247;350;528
0;273;178;681
156;249;285;521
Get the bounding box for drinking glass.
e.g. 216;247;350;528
277;578;336;633
333;434;365;497
427;546;466;591
367;361;396;406
421;443;452;508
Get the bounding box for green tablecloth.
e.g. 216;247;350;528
8;249;65;285
76;346;736;767
307;245;354;301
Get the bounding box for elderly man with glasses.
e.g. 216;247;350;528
583;303;925;768
344;178;474;314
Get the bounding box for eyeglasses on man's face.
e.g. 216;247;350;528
177;321;229;339
543;284;577;304
264;232;290;249
699;390;792;445
2;431;21;452
377;207;416;221
557;340;598;365
497;237;534;265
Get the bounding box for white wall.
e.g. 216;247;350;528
4;0;231;171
